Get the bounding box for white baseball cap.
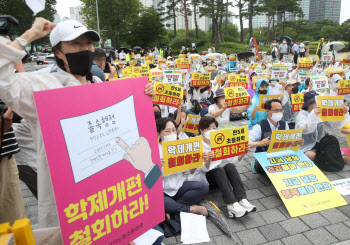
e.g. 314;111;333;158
50;20;100;47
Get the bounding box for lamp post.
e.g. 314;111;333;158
259;23;262;54
96;0;101;47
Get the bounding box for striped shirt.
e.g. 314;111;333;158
1;127;20;157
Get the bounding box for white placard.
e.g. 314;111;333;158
271;68;288;79
331;178;350;196
312;76;329;90
163;70;183;84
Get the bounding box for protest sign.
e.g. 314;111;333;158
210;126;248;161
229;55;236;61
118;61;126;67
224;87;250;108
175;58;191;69
297;72;312;84
122;68;132;77
191;72;211;87
134;54;141;60
129;60;137;67
322;52;333;63
311;76;329;90
146;55;155;60
182;114;201;134
129;72;151;82
271;67;288;80
338;80;350;95
331;178;350;196
341;53;350;65
33;77;164;245
133;66;149;74
328;67;345;78
298;58;313;69
267;129;303;153
179;54;186;59
263;55;272;62
272;64;286;68
256;73;268;77
228;74;248;88
252;76;268;89
206;66;216;73
254;150;346;217
209;55;216;61
291;94;304;112
283;55;293;63
163;69;183;84
158;58;166;64
146;60;154;65
258;94;281;112
153;82;183;108
162;136;203;175
217;74;228;84
317;96;345;121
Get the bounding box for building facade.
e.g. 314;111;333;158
309;0;341;24
69;6;86;25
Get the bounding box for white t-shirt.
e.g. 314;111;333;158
208;103;231;129
299;43;305;53
269;84;282;95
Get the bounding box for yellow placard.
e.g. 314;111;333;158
146;55;155;60
341;53;350;65
291;94;304;112
338;80;350;95
328;67;345;78
228;74;248;83
252;76;268;89
317;96;345;121
224;87;251;108
272;63;286;68
122;68;132;77
129;72;151;81
132;66;149;74
182;114;201;134
210;126;248;161
258;94;281;112
267;129;303;153
162;136;203;175
179;54;187;58
129;60;137;66
118;61;126;67
158;58;166;64
216;74;228;84
191;72;211;87
298;58;313;69
146;60;154;65
175;58;191;69
210;55;216;61
206;66;216;72
153;82;183;108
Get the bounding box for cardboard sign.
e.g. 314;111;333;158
33;77;164;245
298;58;313;69
206;66;216;73
224;87;250;108
129;72;151;82
271;67;288;80
158;58;166;64
153;82;183;108
217;74;228;84
162;136;203;175
191;72;211;87
322;52;333;63
317;96;345;121
298;72;312;84
254;150;346;217
210;126;248;161
252;76;268;89
258;94;281;112
163;69;183;84
291;94;305;112
267;129;303;153
179;54;186;59
175;58;191;69
283;55;293;63
129;60;137;66
133;66;149;74
338;80;350;95
228;74;248;84
182;114;201;134
328;67;345;78
311;76;329;90
118;61;126;67
341;53;350;65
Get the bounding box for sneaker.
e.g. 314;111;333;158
227;202;248;218
239;199;257;213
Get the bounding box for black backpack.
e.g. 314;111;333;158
314;135;344;172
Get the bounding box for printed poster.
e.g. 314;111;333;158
228;74;248;89
291;94;304;112
322;52;333;63
258;94;281;112
153;82;183;108
317;96;345;121
182;114;201;134
298;58;313;69
328;67;345;78
271;67;288;80
297;72;312;84
254;150;346;217
311;76;329;90
33;77;164;245
162;136;203;175
331;178;350;196
341;53;350;65
132;66;149;74
191;72;211;87
338;80;350;95
267;129;303;153
163;69;183;84
224;87;250;108
175;58;191;69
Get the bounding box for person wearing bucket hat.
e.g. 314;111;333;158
280;79;300;129
209;88;251;129
0;17;155;229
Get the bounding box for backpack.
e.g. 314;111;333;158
314;135;344;172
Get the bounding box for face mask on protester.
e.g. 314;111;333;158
218;98;225;105
258;89;268;95
271;80;277;86
317;68;323;73
271;112;283;122
162;133;177;142
204;129;216;140
292;86;299;94
60;50;94;76
283;41;286;44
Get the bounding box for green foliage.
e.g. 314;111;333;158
169;36;195;48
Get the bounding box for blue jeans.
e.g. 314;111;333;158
152;225;164;245
185;107;209;117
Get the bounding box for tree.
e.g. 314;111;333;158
192;0;200;39
255;0;278;43
275;0;303;36
232;0;249;43
158;0;179;37
247;0;258;38
174;0;192;37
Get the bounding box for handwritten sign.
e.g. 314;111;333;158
191;72;211;87
311;76;329;90
258;94;281;112
317;96;345;121
153;82;183;108
267;129;303;153
210;126;248;161
298;58;313;69
162;136;203;175
163;69;183;84
224;87;250;108
175;58;191;69
182;114;201;134
328;67;345;78
291;94;304;112
341;53;350;65
338;80;350;95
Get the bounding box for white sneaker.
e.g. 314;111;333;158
239;199;257;213
227;202;248;218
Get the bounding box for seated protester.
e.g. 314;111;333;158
249;99;304;174
247;79;269;129
312;60;324;76
186;86;212;117
296;91;350;162
154;104;161;120
209;88;251;129
157;118;209;216
268;78;282;95
172;101;189;138
280;80;300;129
187;117;256;218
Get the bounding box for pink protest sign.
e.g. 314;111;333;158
33;77;164;245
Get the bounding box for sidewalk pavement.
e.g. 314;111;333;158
21;119;350;245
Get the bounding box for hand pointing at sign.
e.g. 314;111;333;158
116;137;161;189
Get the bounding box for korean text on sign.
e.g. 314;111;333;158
258;94;281;112
132;66;149;74
191;72;211;87
252;76;268;89
311;76;329;90
210;126;248;161
271;68;288;80
322;52;333;62
298;58;313;69
228;74;248;84
283;55;293;63
338;80;350;95
341;53;350;65
328;67;345;78
317;96;345;121
129;72;151;82
163;70;183;84
182;114;201;134
175;58;191;69
224;87;250;108
162;136;203;175
206;66;216;72
267;129;303;153
217;74;228;84
297;72;311;84
291;94;304;112
129;60;137;67
153;82;183;108
158;58;166;64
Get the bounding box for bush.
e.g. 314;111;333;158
169;36;195;49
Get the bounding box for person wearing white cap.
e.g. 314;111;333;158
0;17;155;229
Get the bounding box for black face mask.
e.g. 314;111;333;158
154;111;162;120
258;90;268;95
61;50;93;76
292;86;299;94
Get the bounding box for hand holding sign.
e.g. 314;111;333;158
260;137;270;146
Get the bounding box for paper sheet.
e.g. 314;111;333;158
331;178;350;196
180;212;210;244
60;95;139;183
134;228;163;245
25;0;45;15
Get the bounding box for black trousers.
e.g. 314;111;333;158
293;53;298;64
17;165;37;199
206;164;246;204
